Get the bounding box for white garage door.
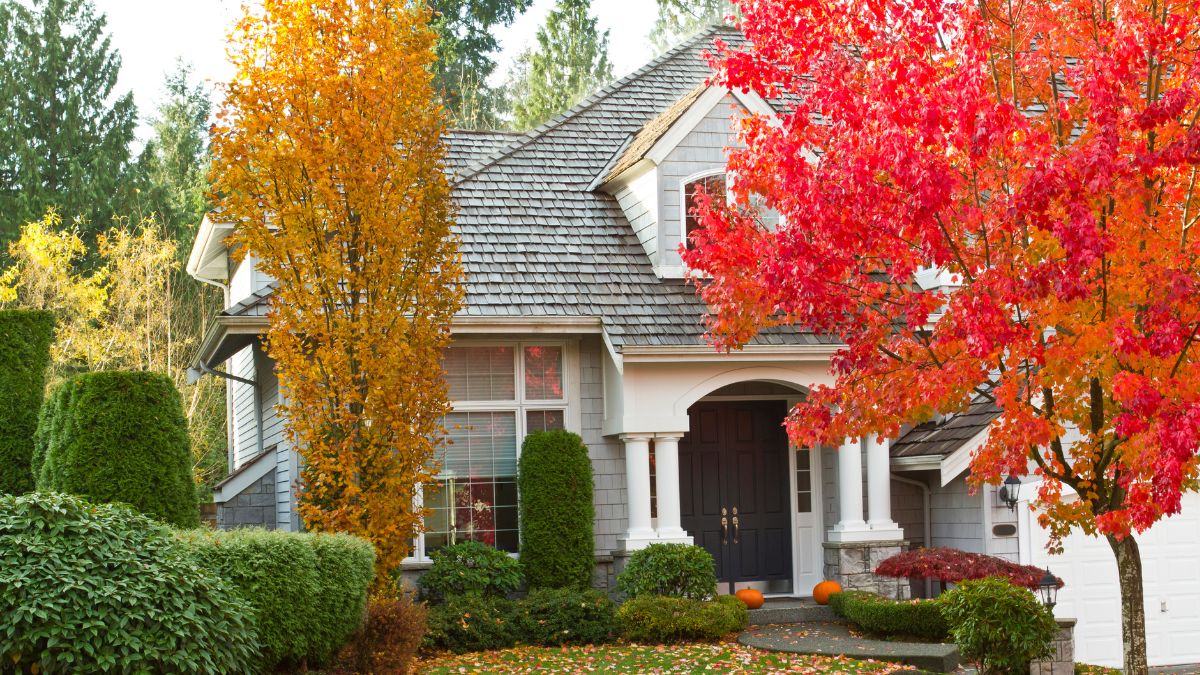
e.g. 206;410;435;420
1024;492;1200;668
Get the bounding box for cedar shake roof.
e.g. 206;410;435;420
224;26;835;350
890;397;1002;458
600;83;709;183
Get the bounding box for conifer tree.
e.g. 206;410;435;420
430;0;532;129
0;0;136;245
650;0;730;52
510;0;612;131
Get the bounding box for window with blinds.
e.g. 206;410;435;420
422;343;568;557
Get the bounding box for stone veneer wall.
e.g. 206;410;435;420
823;540;909;599
1030;619;1075;675
216;473;277;530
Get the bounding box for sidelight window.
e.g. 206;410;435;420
795;448;813;513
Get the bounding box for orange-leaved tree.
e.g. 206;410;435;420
211;0;463;578
684;1;1200;672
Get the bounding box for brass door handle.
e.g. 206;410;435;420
732;507;740;544
720;507;728;545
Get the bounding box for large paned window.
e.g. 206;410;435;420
420;344;567;558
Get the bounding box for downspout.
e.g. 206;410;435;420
198;357;262;464
892;473;933;598
194;276;238;474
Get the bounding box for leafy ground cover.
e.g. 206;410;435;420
417;642;915;673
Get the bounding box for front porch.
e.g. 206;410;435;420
602;349;911;598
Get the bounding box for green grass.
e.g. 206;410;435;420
418;642;917;673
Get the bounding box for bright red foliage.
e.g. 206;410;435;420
686;0;1200;549
874;547;1062;592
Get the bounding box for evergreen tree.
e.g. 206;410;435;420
509;0;612;131
133;61;212;253
650;0;732;52
430;0;532;129
0;0;137;245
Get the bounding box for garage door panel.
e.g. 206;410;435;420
1028;492;1200;668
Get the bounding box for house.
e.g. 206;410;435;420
187;26;1200;668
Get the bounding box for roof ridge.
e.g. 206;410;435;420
452;24;735;187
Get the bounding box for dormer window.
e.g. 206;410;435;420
681;170;728;249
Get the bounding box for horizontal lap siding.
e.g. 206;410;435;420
231;346;258;469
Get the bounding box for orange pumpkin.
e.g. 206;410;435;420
734;588;765;609
812;580;843;605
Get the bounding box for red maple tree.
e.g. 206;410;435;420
684;1;1200;671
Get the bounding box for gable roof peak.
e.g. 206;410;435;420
452;24;739;186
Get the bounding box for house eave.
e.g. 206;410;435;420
451;315;604;334
620;343;842;363
186;215;235;284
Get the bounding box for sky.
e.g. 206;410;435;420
95;0;661;143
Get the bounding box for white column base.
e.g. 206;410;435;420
653;527;693;545
867;523;906;541
826;525;884;543
616;532;659;551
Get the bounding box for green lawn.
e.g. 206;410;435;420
417;642;916;673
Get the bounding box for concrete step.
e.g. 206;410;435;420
740;621;960;673
747;598;836;626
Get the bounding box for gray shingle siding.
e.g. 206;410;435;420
579;335;625;555
930;476;984;552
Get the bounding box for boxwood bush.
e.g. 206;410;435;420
828;590;949;641
36;371;199;527
418;540;523;604
617;595;748;644
424;595;518;654
0;492;256;673
0;309;54;494
176;528;375;670
940;577;1058;675
518;430;595;589
617;543;718;600
513;588;617;646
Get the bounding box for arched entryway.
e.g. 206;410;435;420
677;381;822;595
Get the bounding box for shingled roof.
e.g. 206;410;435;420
223;26;833;350
890;397;1001;459
447;25;833;349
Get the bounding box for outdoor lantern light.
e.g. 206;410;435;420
1038;568;1059;609
999;474;1022;511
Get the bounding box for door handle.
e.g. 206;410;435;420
732;507;740;544
720;507;728;545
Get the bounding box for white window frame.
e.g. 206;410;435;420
677;168;732;254
408;339;580;563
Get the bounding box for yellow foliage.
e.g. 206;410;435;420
211;0;464;579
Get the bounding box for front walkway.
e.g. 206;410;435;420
739;621;960;673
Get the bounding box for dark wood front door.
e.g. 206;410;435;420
679;400;793;593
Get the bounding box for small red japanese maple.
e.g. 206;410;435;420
874;547;1062;592
684;1;1200;671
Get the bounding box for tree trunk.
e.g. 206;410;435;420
1107;534;1148;675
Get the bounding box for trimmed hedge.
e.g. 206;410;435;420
513;588;617;646
617;543;718;600
176;528;375;671
828;591;949;641
418;540;523;604
518;430;595;589
617;595;749;644
0;492;257;673
424;596;518;654
0;310;54;494
36;371;199;527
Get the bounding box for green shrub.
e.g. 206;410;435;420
617;543;717;600
36;371;199;526
829;590;949;641
345;592;428;675
424;595;518;654
0;309;54;494
518;430;595;589
617;595;748;644
176;527;375;670
940;577;1059;675
418;540;523;604
0;492;256;673
513;588;617;646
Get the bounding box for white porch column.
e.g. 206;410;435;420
828;436;872;542
866;435;905;539
618;435;657;550
652;435;692;544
